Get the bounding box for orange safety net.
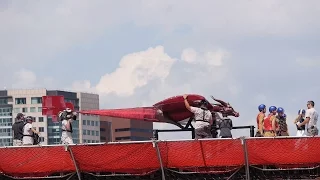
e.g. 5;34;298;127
0;138;320;178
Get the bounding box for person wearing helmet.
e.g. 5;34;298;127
294;109;306;136
22;116;40;145
297;101;318;136
276;107;289;136
12;113;25;146
255;104;266;137
60;108;77;144
183;94;213;139
263;106;278;137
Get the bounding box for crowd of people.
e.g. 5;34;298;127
255;100;318;137
11;108;77;146
183;94;318;139
10;96;318;146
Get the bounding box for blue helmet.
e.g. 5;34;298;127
277;107;284;113
258;104;266;111
269;106;277;113
298;109;306;115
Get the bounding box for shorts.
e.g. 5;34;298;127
13;139;23;146
307;127;318;136
264;131;275;137
296;130;306;137
195;125;211;139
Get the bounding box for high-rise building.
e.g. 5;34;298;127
100;117;153;142
0;89;109;146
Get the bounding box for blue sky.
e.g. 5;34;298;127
1;0;320;139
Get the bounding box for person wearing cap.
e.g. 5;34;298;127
297;101;318;136
183;94;213;139
22;116;40;145
59;108;77;144
12;113;25;146
294;109;306;136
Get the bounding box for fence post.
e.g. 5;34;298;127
241;137;250;180
152;140;165;180
67;145;82;180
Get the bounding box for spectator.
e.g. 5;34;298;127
12;113;25;146
256;104;266;137
276;107;289;136
217;112;233;138
297;101;318;136
294;109;306;136
23;116;40;145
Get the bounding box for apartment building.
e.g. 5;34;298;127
100;116;153;142
0;89;107;146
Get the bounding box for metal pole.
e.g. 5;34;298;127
153;130;159;140
153;141;166;180
250;126;255;137
191;128;195;139
241;137;250;180
68;146;82;180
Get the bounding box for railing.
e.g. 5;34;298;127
0;136;320;180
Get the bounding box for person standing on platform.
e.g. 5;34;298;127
22;116;40;145
294;109;306;136
276;107;289;136
297;101;318;136
217;112;233;138
263;106;278;137
183;94;213;139
12;113;25;146
60;108;77;144
256;104;266;137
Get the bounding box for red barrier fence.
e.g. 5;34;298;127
0;137;319;178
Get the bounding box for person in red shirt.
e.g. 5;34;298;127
255;104;266;137
263;106;278;137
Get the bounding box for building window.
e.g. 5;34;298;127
100;128;105;132
22;107;28;113
39;127;44;132
95;121;99;126
115;128;130;132
38;107;42;112
83;129;86;135
0;99;8;105
40;137;44;142
0;107;12;116
84;140;87;143
87;130;90;135
86;120;90;125
83;120;86;125
91;121;94;126
38;117;44;122
91;130;94;135
96;131;99;136
101;136;106;141
31;97;42;104
15;98;26;104
115;136;131;141
13;108;20;113
30;107;36;112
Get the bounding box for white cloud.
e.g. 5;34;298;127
11;69;37;88
181;48;197;63
95;46;176;96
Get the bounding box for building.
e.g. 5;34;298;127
0;88;108;146
100;116;153;142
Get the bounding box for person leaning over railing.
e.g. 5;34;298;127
297;101;318;136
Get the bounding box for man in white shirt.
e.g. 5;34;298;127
59;108;77;144
297;101;318;136
183;94;213;139
22;116;40;145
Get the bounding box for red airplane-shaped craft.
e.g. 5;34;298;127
41;94;239;129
